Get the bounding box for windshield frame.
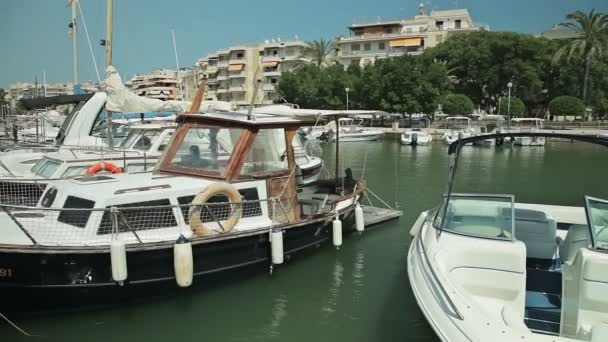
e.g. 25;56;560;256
584;196;608;252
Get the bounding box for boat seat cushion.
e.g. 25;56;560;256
502;305;529;333
591;324;608;342
514;209;557;259
559;224;590;264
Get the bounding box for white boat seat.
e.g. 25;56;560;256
501;305;529;333
591;324;608;342
559;224;590;264
513;208;557;260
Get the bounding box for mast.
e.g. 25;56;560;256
106;0;113;67
71;0;78;84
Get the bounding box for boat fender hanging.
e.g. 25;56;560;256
270;228;284;265
174;235;193;288
86;161;123;175
110;239;128;284
355;203;365;232
333;214;342;249
190;182;242;237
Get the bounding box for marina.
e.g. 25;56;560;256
2;0;608;341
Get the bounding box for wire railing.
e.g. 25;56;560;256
0;198;303;247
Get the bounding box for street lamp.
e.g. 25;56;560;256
345;88;350;111
507;82;513;128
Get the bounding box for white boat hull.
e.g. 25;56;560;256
514;136;546;146
401;132;433;146
332;131;383;142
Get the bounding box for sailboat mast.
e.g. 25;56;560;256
71;0;78;84
106;0;113;66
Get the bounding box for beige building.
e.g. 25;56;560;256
126;69;181;101
196;40;310;106
8;82;73;101
336;5;483;67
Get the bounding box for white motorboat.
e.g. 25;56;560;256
331;118;384;142
401;128;433;146
408;132;608;342
441;117;474;145
508;118;546;146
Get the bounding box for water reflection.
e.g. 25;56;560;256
320;260;344;323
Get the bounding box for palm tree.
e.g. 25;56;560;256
304;39;336;66
553;10;608;103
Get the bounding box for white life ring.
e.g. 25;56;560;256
189;182;242;237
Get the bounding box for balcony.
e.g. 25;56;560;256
262;84;276;92
338;31;428;43
263;70;281;77
228;71;246;78
217;75;229;81
217;61;229;68
229;58;246;64
229;85;246;92
262;55;281;63
217;88;228;94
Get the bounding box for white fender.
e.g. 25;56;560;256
270;229;284;265
333;215;342;248
174;235;193;287
110;239;128;283
355;203;365;232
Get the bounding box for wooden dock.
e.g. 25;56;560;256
361;205;403;227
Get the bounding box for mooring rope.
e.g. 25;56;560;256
0;311;34;337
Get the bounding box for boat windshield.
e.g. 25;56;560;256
169;127;237;175
120;129;162;151
241;128;288;175
585;196;608;250
434;194;514;240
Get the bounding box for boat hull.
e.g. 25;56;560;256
401;133;432;146
514;136;546;146
332;132;383;142
0;211;356;313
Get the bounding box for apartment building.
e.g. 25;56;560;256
8;82;73;101
196;40;310;106
126;69;181;101
336;5;482;67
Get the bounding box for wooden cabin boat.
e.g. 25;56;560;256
0;109;365;312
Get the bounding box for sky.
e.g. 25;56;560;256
1;0;607;87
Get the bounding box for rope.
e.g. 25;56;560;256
0;311;34;337
366;188;395;210
77;1;101;82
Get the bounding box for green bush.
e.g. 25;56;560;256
497;97;526;117
441;94;474;115
549;96;585;116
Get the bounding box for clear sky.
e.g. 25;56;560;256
2;0;607;87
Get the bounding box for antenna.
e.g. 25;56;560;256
171;29;185;102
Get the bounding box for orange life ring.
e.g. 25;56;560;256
86;162;123;175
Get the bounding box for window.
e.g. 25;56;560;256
384;28;393;34
241;128;288;175
126;163;156;173
455;20;462;29
32;160;61;178
354;29;363;36
436;20;444;30
97;199;177;235
378;42;385;50
434;194;514;240
169;127;238;175
351;43;360;51
364;43;371;51
270;78;278;84
58;196;96;228
157;131;174;151
236;52;244;59
177;188;262;224
61;166;89;178
585;196;608;250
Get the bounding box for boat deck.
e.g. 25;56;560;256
361;205;403;227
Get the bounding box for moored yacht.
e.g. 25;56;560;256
408;132;608;342
509;118;546;146
0;108;369;312
441;116;474;145
331;118;384;142
401;118;433;146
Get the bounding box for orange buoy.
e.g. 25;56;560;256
86;162;123;175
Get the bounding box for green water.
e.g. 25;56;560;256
2;140;607;342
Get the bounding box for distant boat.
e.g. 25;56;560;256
331;118;384;142
508;118;546;146
441;116;474;145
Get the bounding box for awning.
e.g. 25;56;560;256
207;69;218;76
262;61;279;68
228;64;244;71
389;38;422;47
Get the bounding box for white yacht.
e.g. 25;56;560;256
331;118;384;142
441;117;474;145
509;118;546;146
402;128;433;146
408;132;608;342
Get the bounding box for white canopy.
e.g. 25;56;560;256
103;66;232;113
247;104;389;119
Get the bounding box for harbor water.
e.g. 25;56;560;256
2;139;607;342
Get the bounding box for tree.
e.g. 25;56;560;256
303;39;336;66
553;10;608;104
441;94;474;115
549;96;586;118
497;97;526;117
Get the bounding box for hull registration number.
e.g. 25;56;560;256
0;267;14;279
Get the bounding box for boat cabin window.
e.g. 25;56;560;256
585;196;608;251
121;129;162;151
169;127;236;175
241;128;288;175
157;131;174;151
58;196;96;228
434;194;514;240
97;199;176;235
31;159;61;178
61;165;89;178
